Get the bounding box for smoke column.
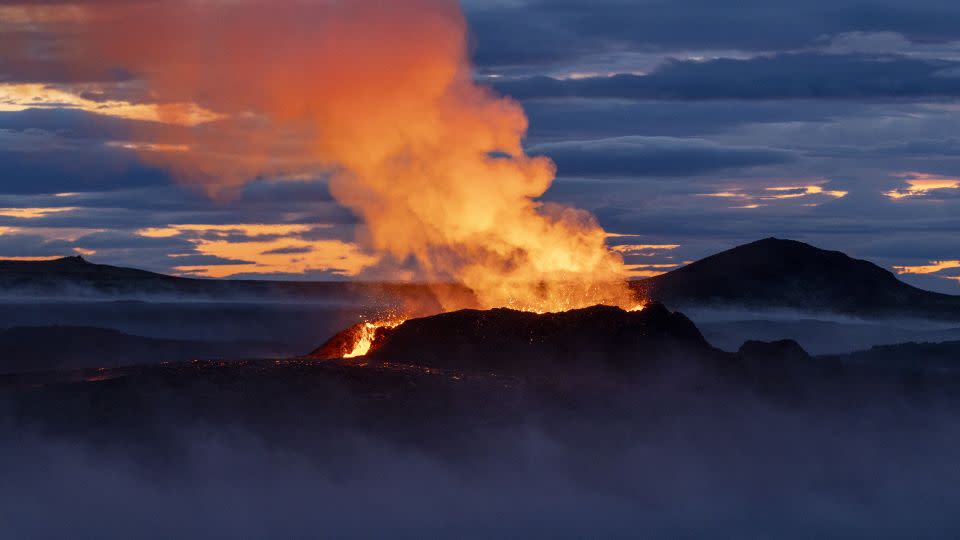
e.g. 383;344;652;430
60;0;636;312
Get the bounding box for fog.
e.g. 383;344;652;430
4;368;960;539
683;307;960;355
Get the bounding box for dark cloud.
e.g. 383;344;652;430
497;54;960;101
261;246;314;255
522;99;867;139
466;0;960;69
0;147;169;194
0;109;190;143
531;137;794;177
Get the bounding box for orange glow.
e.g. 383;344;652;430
0;207;76;219
52;0;639;313
0;83;219;126
611;244;680;255
0;226;103;241
894;260;960;275
106;141;191;152
174;238;377;278
885;173;960;200
700;181;847;208
0;256;62;261
766;185;848;199
625;262;684;278
137;224;316;239
138;223;376;277
342;319;406;358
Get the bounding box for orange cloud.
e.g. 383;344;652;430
884;172;960;200
137;224;316;239
0;256;63;261
625;263;683;278
766;185;848;199
0;83;220;126
611;244;680;255
699;180;846;208
894;260;960;275
0;207;76;219
175;238;378;278
140;222;377;278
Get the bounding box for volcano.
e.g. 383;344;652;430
309;302;721;373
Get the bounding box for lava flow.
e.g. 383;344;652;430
342;319;405;358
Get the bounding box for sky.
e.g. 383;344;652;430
1;0;959;292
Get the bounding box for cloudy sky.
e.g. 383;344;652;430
1;0;959;291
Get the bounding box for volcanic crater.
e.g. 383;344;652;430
310;303;723;373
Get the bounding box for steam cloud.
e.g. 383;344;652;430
49;0;634;312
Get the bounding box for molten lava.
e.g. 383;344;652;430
342;319;405;358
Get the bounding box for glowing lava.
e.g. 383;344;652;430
342;319;405;358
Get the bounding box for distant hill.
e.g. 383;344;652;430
636;238;960;319
822;340;960;373
0;256;466;310
699;319;960;355
5;239;960;320
0;326;288;374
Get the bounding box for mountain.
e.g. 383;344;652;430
637;238;960;319
0;326;287;374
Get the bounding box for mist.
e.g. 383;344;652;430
4;360;960;539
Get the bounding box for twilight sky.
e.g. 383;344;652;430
1;0;959;291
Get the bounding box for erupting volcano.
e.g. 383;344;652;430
310;303;711;371
60;0;641;315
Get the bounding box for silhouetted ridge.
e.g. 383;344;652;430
738;339;811;363
0;326;286;374
639;237;960;318
311;303;722;372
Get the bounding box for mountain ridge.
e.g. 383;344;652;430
636;237;960;319
4;238;958;319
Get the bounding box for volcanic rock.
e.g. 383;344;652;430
737;339;812;363
311;302;723;373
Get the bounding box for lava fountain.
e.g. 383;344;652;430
51;0;643;331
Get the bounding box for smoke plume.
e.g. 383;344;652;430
58;0;635;312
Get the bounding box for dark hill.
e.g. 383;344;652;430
0;326;287;374
311;303;723;373
0;256;468;309
637;238;960;319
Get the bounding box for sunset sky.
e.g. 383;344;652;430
1;0;959;291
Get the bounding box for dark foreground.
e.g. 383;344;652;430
4;330;960;538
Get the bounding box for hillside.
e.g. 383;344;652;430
637;238;960;319
0;326;288;374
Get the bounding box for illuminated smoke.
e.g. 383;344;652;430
59;0;637;312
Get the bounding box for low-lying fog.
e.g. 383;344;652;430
4;378;960;539
684;307;960;355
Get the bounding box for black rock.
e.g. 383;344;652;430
738;339;812;363
311;302;722;373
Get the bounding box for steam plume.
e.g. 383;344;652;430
62;0;636;312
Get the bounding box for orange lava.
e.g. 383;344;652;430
343;319;406;359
